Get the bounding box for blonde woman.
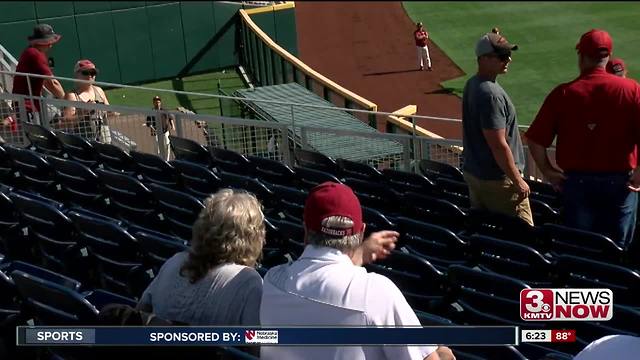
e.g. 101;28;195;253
138;189;266;326
62;59;115;143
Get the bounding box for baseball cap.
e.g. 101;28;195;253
153;96;162;101
475;32;518;57
28;24;62;45
606;57;625;75
576;29;612;58
74;59;97;73
303;182;364;237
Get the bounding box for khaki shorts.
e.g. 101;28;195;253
463;172;534;226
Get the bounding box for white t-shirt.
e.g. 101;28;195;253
260;245;437;360
573;335;640;360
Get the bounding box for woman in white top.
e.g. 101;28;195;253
62;59;115;143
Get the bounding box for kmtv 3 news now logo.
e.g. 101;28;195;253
520;289;613;321
244;330;279;344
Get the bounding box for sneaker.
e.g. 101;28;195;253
420;66;424;70
428;67;433;71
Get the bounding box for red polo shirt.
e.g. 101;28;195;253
12;46;53;112
414;30;428;47
525;67;640;173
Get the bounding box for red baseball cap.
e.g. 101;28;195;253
303;182;364;237
576;29;612;58
606;57;625;76
74;59;98;73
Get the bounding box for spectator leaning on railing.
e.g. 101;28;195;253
11;24;65;125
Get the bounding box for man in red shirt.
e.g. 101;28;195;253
525;29;640;248
12;23;65;125
414;22;432;71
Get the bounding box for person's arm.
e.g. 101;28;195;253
43;78;65;99
350;230;398;266
526;138;566;191
96;87;120;116
62;92;78;122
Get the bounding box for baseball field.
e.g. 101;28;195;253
403;1;640;126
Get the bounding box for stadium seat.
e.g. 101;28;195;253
148;183;204;241
527;179;562;209
294;148;339;175
9;192;84;277
553;254;640;307
451;346;527;360
68;211;151;298
129;225;188;276
210;147;253;175
91;141;137;176
344;177;399;214
170;160;221;199
294;166;342;190
269;218;305;258
54;131;99;168
414;310;455;326
401;192;467;234
518;343;576;360
168;135;213;167
269;184;307;222
466;209;539;247
48;156;106;212
219;171;275;206
130;150;180;188
365;250;447;313
530;198;561;225
396;217;468;269
22;122;64;156
570;305;640;344
337;158;384;182
4;146;57;197
418;159;463;182
362;206;396;236
248;155;296;187
95;168;160;229
541;223;625;263
434;177;470;209
381;168;436;195
467;234;554;286
0;190;23;260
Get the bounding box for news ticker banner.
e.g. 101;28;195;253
17;326;519;346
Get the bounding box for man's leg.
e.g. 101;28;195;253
595;174;638;248
417;47;423;69
562;174;596;233
424;46;432;70
463;172;486;210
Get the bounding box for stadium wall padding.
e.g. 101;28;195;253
0;1;298;86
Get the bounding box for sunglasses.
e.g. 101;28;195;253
81;70;97;76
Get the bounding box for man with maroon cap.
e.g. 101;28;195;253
414;22;432;71
12;24;65;125
260;182;454;360
525;29;640;248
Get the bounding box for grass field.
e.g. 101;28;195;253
403;2;640;125
105;68;246;115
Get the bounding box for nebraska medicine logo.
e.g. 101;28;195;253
244;330;279;344
520;289;613;321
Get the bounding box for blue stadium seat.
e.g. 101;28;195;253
4;146;57;197
530;198;561;225
169;135;213;167
402;192;467;234
90;141;137;176
344;177;399;214
48;156;106;212
365;250;446;313
269;184;307;222
527;179;562;210
170;160;221;199
130;150;180;188
269;218;305;259
211;147;253;175
248;155;296;187
294;148;339;175
541;223;625;263
0;190;23;260
467;234;554;286
418;159;463;182
148;183;204;241
570;305;640;344
434;177;470;209
68;211;151;298
128;225;188;276
219;171;275;206
396;216;468;269
362;206;396;236
414;310;455;326
554;254;640;307
466;209;539;247
54;131;98;168
294;165;342;190
381;168;436;195
96;168;160;229
22;122;64;156
0;145;15;185
337;158;384;182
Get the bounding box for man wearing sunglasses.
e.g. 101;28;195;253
461;32;533;226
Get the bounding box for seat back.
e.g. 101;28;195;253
294;166;342;190
270;184;307;222
337;158;383;181
48;156;103;209
450;346;527;360
5;146;56;194
270;218;305;258
248;155;296;187
148;183;204;240
527;179;562;209
467;209;538;247
219;171;275;205
54;131;98;168
170;160;221;199
542;223;624;262
419;159;464;182
382;168;435;195
0;145;14;182
130;150;179;188
344;177;398;213
91;141;137;175
96;168;158;227
435;177;470;209
402;192;467;233
396;216;468;267
23;122;63;156
530;198;560;225
129;225;188;275
169;135;212;166
294;149;338;174
362;207;395;236
211;147;252;175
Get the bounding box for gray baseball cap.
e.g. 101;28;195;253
475;32;518;57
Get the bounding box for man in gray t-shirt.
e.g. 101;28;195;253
461;32;533;225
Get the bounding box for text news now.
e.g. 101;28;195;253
17;326;517;346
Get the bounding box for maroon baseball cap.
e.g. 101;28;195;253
74;59;97;73
606;57;625;76
576;29;612;58
303;182;364;237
